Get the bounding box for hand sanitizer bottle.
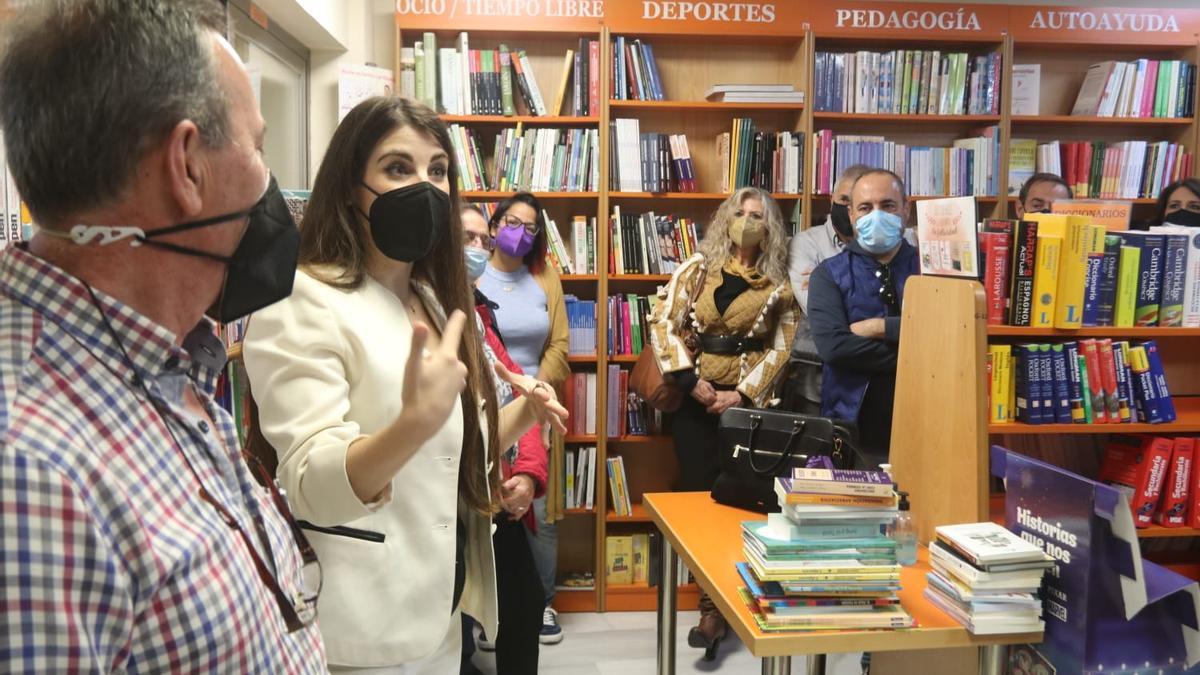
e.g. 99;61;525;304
891;491;917;566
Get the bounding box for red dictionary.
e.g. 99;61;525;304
1096;339;1121;424
1080;340;1108;423
1156;438;1193;527
1100;436;1173;527
982;231;1011;325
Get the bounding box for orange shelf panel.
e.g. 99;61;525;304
812;193;1000;202
989;326;1200;338
992;494;1200;539
989;398;1200;434
609;100;804;112
560;274;599;282
609;354;640;363
462;191;598;200
605;582;701;612
1010;115;1193;126
607;502;653;522
609;191;803;200
552;588;598;613
567;354;598;363
609;274;672;283
564;434;599;443
814;112;1002;123
563;507;594;516
609;435;671;444
440;114;599;125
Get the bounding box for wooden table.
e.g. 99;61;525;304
644;492;1043;675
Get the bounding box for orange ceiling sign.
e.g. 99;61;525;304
394;0;604;32
1007;6;1200;45
605;0;805;37
808;2;1009;39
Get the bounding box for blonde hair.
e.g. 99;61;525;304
698;187;790;286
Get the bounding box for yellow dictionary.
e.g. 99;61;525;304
1026;213;1089;329
605;535;633;585
1115;245;1140;327
1031;233;1062;328
989;344;1012;424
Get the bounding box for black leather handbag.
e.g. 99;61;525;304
711;407;858;513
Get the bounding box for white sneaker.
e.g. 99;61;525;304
539;606;563;644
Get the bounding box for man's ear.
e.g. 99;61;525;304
163;120;205;219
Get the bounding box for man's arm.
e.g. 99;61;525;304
807;263;898;373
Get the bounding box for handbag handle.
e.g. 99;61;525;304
745;414;806;477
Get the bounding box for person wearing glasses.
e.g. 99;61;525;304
476;192;571;645
647;187;799;659
241;97;567;673
0;1;325;671
460;204;548;673
808;169;919;470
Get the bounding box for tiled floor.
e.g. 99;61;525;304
469;611;864;674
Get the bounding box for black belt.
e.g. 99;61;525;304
698;334;764;354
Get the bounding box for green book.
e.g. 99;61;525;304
1077;355;1093;423
908;50;923;115
628;293;643;354
900;51;913;115
499;44;515;117
1114;245;1140;327
1154;60;1169;118
414;41;426;103
422;32;438;109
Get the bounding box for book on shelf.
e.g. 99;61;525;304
631;533;649;585
540;211;596;276
716;118;803;193
563;445;596;510
605;535;633;584
399;47;416;100
1070;59;1196;119
916;196;979;278
607;292;658;356
1155;438;1193;528
814;49;1000;115
564;371;597;435
563;295;597;356
484;125;599;192
607;208;699;276
608;121;697;193
1010;64;1040;116
611;36;665;102
991;338;1175;427
603;363;663;437
812;127;998;197
704;84;804;103
606;455;633;516
1100;435;1174;526
1007;138;1036;196
1027;139;1194;200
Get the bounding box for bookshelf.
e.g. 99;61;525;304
386;2;1200;615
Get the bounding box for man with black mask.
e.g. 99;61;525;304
0;2;324;671
781;164;871;414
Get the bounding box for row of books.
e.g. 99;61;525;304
813;50;1001;116
1027;139;1194;200
609;121;698;193
606;364;664;438
1071;59;1196;119
605;534;652;585
542;213;599;276
705;84;804;104
980;216;1200;328
811;127;999;197
987;339;1176;426
563;295;598;356
563;446;597;511
611;36;664;102
606;455;633;517
924;522;1050;636
1100;435;1200;529
452;125;600;193
0;133;29;247
608;209;701;276
608;293;656;357
401;33;599;117
564;372;597;436
738;467;912;632
716;120;803;194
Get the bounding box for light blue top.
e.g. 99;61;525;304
478;264;549;379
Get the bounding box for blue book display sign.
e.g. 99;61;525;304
991;446;1200;674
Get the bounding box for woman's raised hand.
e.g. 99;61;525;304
399;310;469;437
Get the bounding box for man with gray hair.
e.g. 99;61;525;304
0;1;324;671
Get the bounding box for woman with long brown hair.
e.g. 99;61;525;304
242;97;566;673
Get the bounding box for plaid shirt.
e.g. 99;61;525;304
0;247;326;673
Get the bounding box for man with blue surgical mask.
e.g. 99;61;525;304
807;169;919;470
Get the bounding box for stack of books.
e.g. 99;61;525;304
608;120;697;193
563;295;597;356
607;293;656;357
925;522;1052;635
563;446;596;510
812;127;999;197
705;84;804;104
1070;59;1196;119
736;468;915;632
540;214;598;276
606;455;632;516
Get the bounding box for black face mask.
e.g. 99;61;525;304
830;202;855;240
137;174;299;323
1165;208;1200;228
360;181;450;262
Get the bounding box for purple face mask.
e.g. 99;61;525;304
496;224;536;258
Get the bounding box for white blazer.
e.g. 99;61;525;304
242;267;498;667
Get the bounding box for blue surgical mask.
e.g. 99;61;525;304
464;246;490;282
855;210;904;255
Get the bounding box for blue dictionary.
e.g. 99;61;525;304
1095;235;1122;326
1015;345;1035;423
1081;253;1104;327
1036;344;1055;425
1050;344;1073;424
1157;233;1188;327
1063;341;1086;424
1119;232;1166;327
1142;340;1177;422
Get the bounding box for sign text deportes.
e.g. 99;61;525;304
641;2;776;22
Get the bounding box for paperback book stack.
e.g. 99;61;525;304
735;468;915;632
705;84;804;104
924;522;1052;636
